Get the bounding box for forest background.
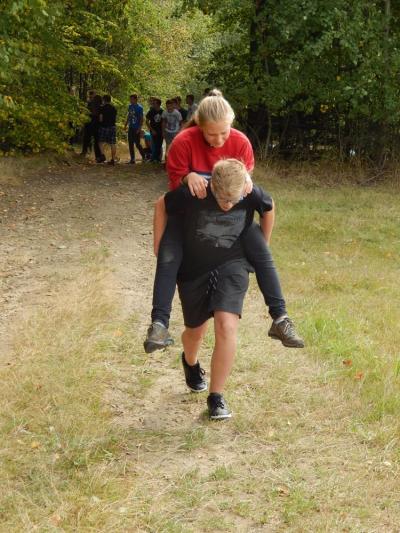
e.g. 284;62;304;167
1;0;400;165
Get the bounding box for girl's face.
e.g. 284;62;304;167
200;120;231;148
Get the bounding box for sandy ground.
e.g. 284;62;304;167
0;157;163;356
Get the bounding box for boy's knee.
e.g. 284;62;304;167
214;314;238;340
183;326;204;343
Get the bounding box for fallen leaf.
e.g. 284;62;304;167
342;359;353;367
50;514;62;525
354;371;364;381
277;486;290;496
31;441;40;449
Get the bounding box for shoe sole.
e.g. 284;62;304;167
209;413;232;420
187;383;208;393
143;339;174;354
268;333;304;348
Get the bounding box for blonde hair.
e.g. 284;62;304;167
184;88;235;129
211;159;247;198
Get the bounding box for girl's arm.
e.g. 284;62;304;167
153;195;167;256
260;199;275;245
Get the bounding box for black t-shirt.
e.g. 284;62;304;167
178;107;188;121
164;184;273;280
100;104;117;127
146;107;164;135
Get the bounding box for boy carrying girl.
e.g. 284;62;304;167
154;159;276;420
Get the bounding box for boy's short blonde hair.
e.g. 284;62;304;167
211;159;247;199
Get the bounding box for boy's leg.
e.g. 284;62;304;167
206;311;239;420
128;128;135;162
182;322;208;365
93;124;102;161
111;143;117;161
242;222;304;348
210;311;239;393
134;130;146;159
156;136;163;162
180;322;208;393
81;122;91;154
99;142;106;160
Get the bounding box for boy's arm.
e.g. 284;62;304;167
153;195;167;256
259;199;275;245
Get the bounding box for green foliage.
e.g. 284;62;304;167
0;0;215;153
194;0;400;161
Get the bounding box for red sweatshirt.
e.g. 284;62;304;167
166;126;255;190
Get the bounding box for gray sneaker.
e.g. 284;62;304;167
144;322;174;353
268;316;304;348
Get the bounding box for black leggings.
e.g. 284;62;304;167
151;218;286;327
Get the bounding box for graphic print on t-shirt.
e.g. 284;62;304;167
195;208;246;249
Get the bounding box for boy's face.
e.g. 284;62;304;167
166;102;174;112
211;182;244;212
130;96;137;104
201;121;231;148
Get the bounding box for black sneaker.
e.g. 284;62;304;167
181;353;207;392
143;321;174;353
207;393;232;420
268;316;304;348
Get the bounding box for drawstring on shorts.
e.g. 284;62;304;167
206;269;219;296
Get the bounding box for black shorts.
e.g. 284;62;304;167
99;126;116;145
177;259;251;328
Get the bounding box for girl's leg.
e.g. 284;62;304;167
242;223;304;348
210;311;239;393
144;216;183;353
151;215;183;326
242;222;286;319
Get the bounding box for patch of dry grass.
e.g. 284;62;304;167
0;270;137;531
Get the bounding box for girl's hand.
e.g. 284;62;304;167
243;174;253;196
187;172;208;198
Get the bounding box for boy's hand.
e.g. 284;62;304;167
243;174;253;196
187;172;208;198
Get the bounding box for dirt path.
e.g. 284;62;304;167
1;160;399;531
0;161;162;354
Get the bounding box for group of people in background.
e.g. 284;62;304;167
80;90;199;166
